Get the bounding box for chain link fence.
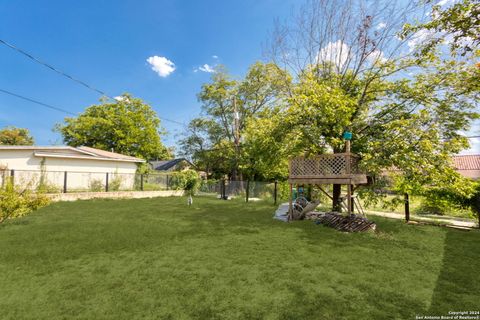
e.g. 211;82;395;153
199;179;288;204
1;169;287;205
0;169;179;193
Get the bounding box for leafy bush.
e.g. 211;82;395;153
109;174;123;191
37;180;62;194
0;181;50;224
170;170;201;195
89;179;104;192
420;181;480;226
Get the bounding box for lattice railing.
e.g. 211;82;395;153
289;153;362;177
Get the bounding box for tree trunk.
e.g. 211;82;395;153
332;184;342;212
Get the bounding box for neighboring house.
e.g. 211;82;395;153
0;146;144;190
150;158;193;172
452;155;480;180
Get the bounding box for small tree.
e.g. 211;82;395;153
170;170;201;196
0;126;34;145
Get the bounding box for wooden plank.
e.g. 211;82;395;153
290;174;362;179
347;184;352;215
288;184;293;221
289;175;367;183
316;185;333;200
289;178;359;185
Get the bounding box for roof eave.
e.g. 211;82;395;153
33;152;145;163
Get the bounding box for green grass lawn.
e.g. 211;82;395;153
0;197;479;319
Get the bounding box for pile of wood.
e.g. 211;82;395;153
314;212;376;232
305;212;324;220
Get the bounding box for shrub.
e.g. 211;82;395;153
170;170;201;195
89;179;104;192
37;181;62;194
142;182;163;191
420;181;480;226
109;174;123;191
0;181;50;224
470;183;480;227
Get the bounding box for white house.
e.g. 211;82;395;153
0;146;144;192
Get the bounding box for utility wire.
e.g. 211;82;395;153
0;88;185;126
0;38;185;126
0;88;76;115
0;38;109;97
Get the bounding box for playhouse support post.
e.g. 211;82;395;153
288;183;293;218
274;180;278;205
347;184;352;215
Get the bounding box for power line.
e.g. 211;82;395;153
159;116;185;126
0;88;76;115
0;38;186;127
0;87;185;126
0;38;109;98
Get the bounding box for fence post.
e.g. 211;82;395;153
63;171;68;193
404;193;410;222
140;174;144;191
274;180;278;205
105;173;109;192
166;175;169;190
10;169;14;186
221;178;226;199
246;180;250;202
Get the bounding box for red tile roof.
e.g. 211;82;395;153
452;155;480;170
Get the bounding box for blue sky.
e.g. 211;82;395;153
0;0;478;154
0;0;296;148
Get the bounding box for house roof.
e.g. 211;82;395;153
150;158;192;171
0;146;145;163
452;155;480;171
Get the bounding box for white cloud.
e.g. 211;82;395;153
146;56;176;77
114;96;126;101
367;49;388;64
407;29;435;52
317;40;350;69
437;0;456;7
212;55;218;59
376;22;387;30
460;137;480;155
198;64;215;73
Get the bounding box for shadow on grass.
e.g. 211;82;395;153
428;228;480;314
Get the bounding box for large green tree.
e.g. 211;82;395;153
180;0;479;213
0;126;34;145
179;63;289;179
260;0;479;210
56;94;170;161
